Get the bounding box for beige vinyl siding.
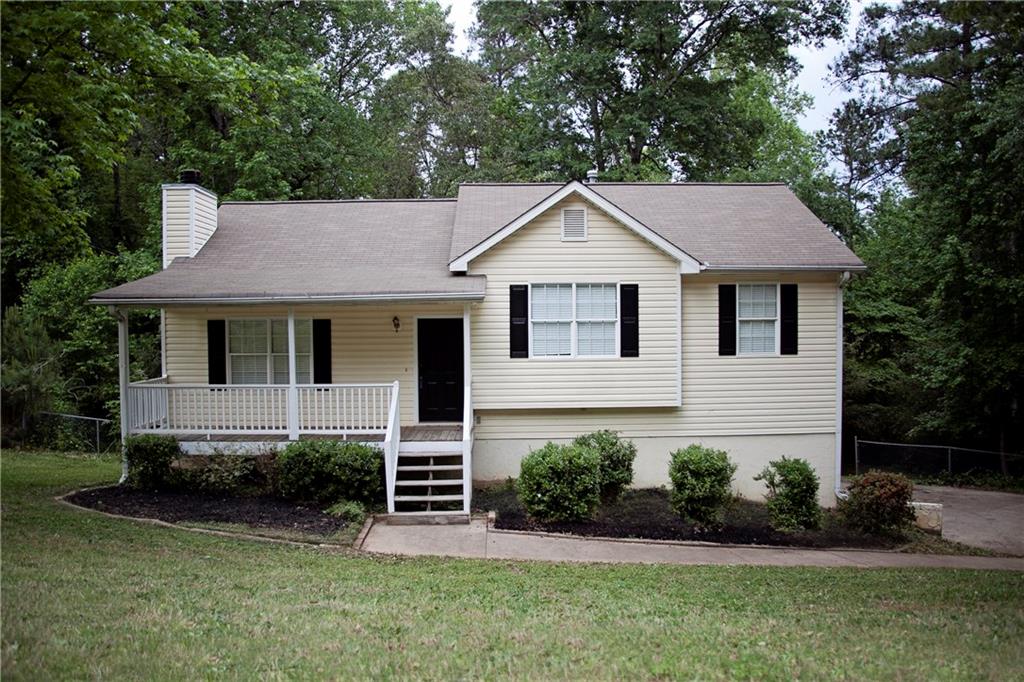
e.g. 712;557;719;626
192;189;218;253
163;302;465;426
162;186;219;266
474;271;839;439
162;187;193;266
467;197;681;409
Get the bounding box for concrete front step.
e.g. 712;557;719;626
379;512;471;525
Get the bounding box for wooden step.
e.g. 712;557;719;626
394;494;464;502
397;451;462;459
397;464;463;472
395;479;462;487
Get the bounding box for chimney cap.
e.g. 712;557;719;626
585;169;599;184
178;169;202;185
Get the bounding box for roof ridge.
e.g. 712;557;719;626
458;181;788;187
220;198;457;205
458;182;565;186
591;182;787;186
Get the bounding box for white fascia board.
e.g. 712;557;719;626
700;264;868;272
449;181;702;273
87;291;486;307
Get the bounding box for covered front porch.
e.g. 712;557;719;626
111;300;475;514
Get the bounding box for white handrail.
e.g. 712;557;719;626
131;376;168;386
461;386;473;513
383;380;401;513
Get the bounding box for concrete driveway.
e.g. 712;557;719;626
914;485;1024;555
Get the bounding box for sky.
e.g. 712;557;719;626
439;0;864;136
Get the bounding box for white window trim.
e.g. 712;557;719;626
528;282;621;359
226;318;314;384
736;283;780;356
560;206;588;241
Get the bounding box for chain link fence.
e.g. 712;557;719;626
854;437;1024;478
31;412;117;453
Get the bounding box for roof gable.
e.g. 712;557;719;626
448;182;701;273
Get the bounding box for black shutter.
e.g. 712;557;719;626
620;284;639;357
312;319;332;382
718;284;737;356
510;284;528;358
780;284;798;355
207;320;227;384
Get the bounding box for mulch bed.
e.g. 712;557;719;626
67;486;347;537
475;485;896;549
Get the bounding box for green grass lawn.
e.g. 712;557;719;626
3;452;1023;680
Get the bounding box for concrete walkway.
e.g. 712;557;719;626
914;485;1024;555
360;518;1024;571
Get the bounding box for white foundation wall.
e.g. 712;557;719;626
473;432;838;506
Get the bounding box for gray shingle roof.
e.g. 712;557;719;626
92;200;486;303
450;182;864;269
93;182;863;304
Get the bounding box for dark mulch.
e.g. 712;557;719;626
67;486;347;537
474;485;897;549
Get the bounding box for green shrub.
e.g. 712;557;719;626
668;445;737;526
754;457;822;531
326;499;367;525
276;441;384;506
124;435;181;490
173;455;270;496
573;430;637;502
516;442;601;522
839;471;915;537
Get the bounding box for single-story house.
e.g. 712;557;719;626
92;171;864;516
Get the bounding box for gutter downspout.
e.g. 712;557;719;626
835;271;852;501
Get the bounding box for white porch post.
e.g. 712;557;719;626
462;303;472;512
114;306;130;483
287;307;299;440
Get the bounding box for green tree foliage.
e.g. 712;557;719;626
19;251;161;419
836;2;1024;454
1;307;63;434
474;0;847;180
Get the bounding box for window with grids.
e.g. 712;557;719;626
531;283;617;357
737;284;778;354
228;319;312;384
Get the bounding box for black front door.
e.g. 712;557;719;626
417;318;464;422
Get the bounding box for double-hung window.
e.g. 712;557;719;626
737;284;778;354
531;283;618;357
228;319;312;384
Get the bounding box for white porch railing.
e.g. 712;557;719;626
125;380;396;437
297;384;393;434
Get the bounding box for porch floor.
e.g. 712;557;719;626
172;424;462;443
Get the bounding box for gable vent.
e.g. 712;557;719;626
561;208;587;241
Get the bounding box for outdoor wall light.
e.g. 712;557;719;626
392;316;401;333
